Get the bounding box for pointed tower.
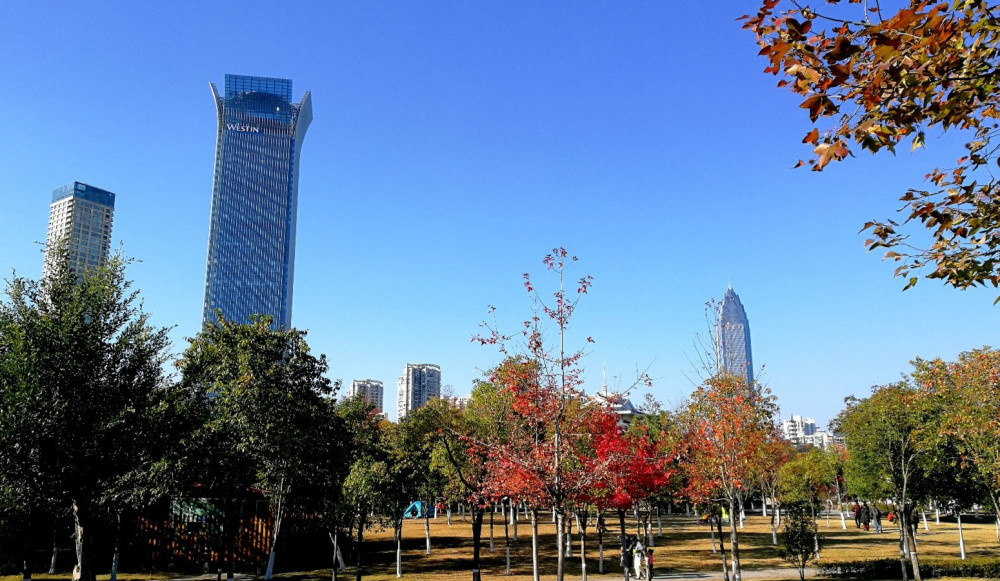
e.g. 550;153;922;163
717;287;754;386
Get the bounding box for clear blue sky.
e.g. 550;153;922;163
1;2;995;425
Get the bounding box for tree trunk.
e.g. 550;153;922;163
598;514;605;574
710;514;718;553
504;502;511;575
394;524;402;578
896;506;910;581
472;507;484;581
110;511;121;581
716;516;730;581
770;507;778;546
921;511;929;531
728;498;742;581
489;507;494;552
48;515;59;575
618;509;627;539
512;501;518;541
356;511;366;581
72;501;97;581
265;488;285;581
909;522;923;581
447;505;452;525
531;508;540;581
21;517;32;581
957;513;966;560
425;501;432;555
329;531;340;581
579;512;588;581
556;510;566;581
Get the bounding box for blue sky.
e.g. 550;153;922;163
1;2;995;425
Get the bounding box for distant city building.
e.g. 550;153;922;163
590;373;639;427
444;395;471;410
717;286;754;386
348;379;385;411
779;414;842;449
397;363;441;420
44;182;115;277
202;74;313;329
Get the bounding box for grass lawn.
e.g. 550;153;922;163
5;511;999;581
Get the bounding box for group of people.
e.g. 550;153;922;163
852;500;883;533
620;535;654;579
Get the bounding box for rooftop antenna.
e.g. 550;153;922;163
602;363;608;395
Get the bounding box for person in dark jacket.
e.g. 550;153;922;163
860;503;871;532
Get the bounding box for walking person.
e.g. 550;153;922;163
633;537;646;579
621;535;633;580
646;548;654;579
873;505;883;533
860;503;871;532
853;501;862;528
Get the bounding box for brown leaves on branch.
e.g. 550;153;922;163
744;0;1000;297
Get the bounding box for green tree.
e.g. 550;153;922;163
838;383;940;581
745;1;1000;295
0;248;172;581
779;501;819;581
176;314;334;580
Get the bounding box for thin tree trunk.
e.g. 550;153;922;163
728;498;742;581
579;512;588;581
531;508;540;581
447;505;452;525
598;514;605;574
896;506;910;581
513;503;518;541
504;502;511;575
472;507;484;581
395;523;404;578
921;511;929;531
21;517;32;581
110;510;121;581
329;532;341;581
957;513;966;560
909;522;923;581
710;515;718;553
48;515;59;575
72;501;97;581
266;486;286;581
489;508;494;552
657;506;662;536
556;510;567;581
716;516;730;581
421;505;430;554
356;511;366;581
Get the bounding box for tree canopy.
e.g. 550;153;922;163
745;1;1000;297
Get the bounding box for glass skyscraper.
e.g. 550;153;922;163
717;287;754;386
203;74;313;329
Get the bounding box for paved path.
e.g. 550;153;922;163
169;567;819;581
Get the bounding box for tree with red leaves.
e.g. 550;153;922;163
682;373;777;581
476;248;653;581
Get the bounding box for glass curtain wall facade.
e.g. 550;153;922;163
44;182;115;278
717;287;754;386
203;74;313;329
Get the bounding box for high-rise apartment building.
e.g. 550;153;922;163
44;182;115;277
348;379;385;411
717;287;754;386
202;74;313;329
397;364;441;420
